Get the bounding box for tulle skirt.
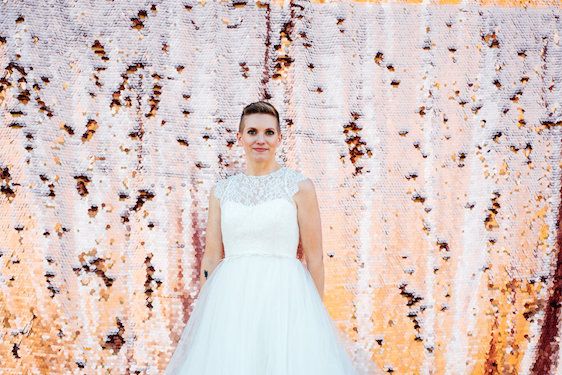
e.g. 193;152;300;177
164;254;367;375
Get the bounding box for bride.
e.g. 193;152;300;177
165;101;365;374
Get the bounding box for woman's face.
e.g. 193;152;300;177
237;113;281;162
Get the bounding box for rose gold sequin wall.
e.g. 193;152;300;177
1;0;561;374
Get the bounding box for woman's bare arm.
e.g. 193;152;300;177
295;178;324;300
200;185;224;289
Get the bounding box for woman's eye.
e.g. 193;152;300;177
247;129;274;135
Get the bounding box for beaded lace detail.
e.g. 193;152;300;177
214;166;308;207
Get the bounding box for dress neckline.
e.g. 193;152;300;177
241;165;285;178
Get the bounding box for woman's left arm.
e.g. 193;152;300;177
295;178;325;300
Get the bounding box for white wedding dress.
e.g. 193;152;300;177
165;165;362;375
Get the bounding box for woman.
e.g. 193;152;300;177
165;101;360;374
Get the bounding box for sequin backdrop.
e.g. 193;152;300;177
0;0;561;374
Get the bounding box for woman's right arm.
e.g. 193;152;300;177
199;185;224;289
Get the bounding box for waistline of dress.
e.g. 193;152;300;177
223;252;297;260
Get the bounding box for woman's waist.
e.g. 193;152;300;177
223;250;297;260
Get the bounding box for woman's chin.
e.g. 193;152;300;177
248;153;274;160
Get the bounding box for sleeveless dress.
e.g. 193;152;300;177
165;165;361;375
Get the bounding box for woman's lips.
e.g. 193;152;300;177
253;148;268;152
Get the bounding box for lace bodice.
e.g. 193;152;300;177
214;166;307;206
213;166;308;259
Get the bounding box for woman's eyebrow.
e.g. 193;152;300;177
247;127;275;130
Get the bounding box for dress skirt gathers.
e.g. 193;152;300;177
165;253;361;375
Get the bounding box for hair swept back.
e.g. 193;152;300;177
239;101;281;134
